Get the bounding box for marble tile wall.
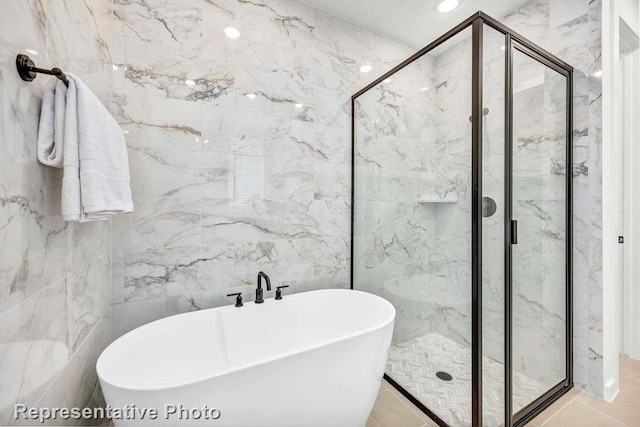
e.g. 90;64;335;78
0;0;114;424
108;0;417;337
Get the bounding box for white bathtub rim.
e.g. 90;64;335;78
97;289;395;392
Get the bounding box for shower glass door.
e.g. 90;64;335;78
351;13;573;427
352;25;474;427
510;44;570;415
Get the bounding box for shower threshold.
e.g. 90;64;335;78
386;333;551;426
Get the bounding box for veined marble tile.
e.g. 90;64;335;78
353;200;433;237
355;95;423;140
67;254;110;352
128;146;230;198
0;0;46;53
313;9;374;63
123;245;234;302
112;89;203;152
202;106;286;155
233;0;315;43
0;280;69;424
311;162;350;200
68;220;112;275
356;133;430;172
233;239;315;285
44;0;115;106
41;315;111;425
433;41;473;113
0;71;48;187
287;119;351;164
223;154;321;204
110;35;126;89
200;198;345;245
281;77;350;126
0;0;47;186
233;66;296;117
113;0;205;52
123;37;233;104
262;156;315;201
234;66;351;128
112;197;201;250
354;165;438;202
226;27;354;94
374;33;417;68
0;181;46;314
45;0;114;70
354;231;433;270
276;270;350;296
43;185;71;288
323;198;351;238
277;236;350;278
111;250;125;305
202;106;351;165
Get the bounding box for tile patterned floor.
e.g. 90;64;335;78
385;332;548;426
369;355;640;427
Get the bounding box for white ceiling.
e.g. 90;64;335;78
298;0;531;49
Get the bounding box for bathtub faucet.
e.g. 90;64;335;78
255;271;271;304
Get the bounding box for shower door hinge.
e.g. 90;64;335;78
510;220;518;244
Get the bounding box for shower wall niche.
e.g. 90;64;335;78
352;13;572;427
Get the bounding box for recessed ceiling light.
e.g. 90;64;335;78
246;93;256;99
295;103;303;108
383;78;392;83
360;63;373;73
436;0;460;13
224;27;240;39
185;79;196;86
592;70;602;78
420;87;429;92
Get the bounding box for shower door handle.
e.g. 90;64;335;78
510;220;518;244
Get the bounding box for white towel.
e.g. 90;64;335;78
60;74;134;222
36;79;67;168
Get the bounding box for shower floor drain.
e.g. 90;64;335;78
436;371;453;381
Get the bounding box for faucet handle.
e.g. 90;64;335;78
275;285;289;300
227;292;243;307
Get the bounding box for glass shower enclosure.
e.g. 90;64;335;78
351;12;572;427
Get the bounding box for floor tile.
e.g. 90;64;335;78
576;379;640;426
542;402;627;427
366;416;380;427
526;387;582;426
620;356;640;383
369;391;426;427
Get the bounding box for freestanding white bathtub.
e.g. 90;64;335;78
96;289;395;427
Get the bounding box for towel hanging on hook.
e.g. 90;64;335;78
16;54;69;87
